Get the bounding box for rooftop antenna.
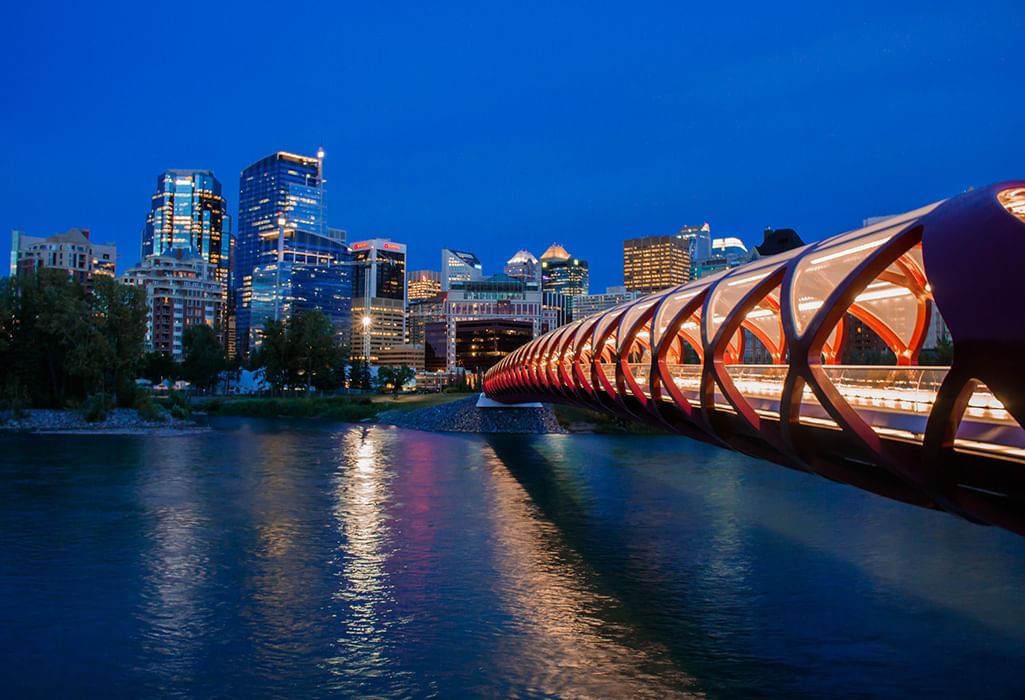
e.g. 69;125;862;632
316;146;327;236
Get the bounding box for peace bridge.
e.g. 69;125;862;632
484;182;1025;535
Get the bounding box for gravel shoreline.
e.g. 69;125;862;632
378;396;566;434
1;408;204;435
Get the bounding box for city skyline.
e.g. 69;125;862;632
3;3;1022;292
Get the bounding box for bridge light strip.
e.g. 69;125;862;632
808;236;890;266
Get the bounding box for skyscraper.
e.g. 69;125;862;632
141;170;231;286
235;150;351;355
540;244;589;297
441;249;483;291
623;235;690;293
350;238;407;361
676;223;712;263
504;249;541;284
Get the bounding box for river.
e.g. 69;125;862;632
1;417;1023;698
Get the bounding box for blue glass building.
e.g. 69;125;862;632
141;169;231;286
235;151;351;354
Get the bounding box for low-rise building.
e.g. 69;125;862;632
572;286;645;319
10;228;116;289
375;343;425;370
435;274;560;370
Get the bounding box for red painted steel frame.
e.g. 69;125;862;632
485;182;1025;535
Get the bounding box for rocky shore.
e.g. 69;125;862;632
1;408;204;435
378;395;566;434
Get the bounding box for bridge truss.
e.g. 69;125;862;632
485;183;1025;535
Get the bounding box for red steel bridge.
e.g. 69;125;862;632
484;182;1025;535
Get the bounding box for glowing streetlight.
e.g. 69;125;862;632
361;314;373;364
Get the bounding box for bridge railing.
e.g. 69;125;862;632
613;363;1023;452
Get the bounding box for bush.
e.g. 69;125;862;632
200;397;223;413
135;395;166;423
168;390;191;420
82;393;112;423
0;393;28;420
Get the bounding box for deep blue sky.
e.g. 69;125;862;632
2;1;1022;291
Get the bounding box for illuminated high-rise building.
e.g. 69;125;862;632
540;244;589;297
676;222;712;263
504;249;541;284
623;235;690;293
350;238;407;361
235;149;351;354
441;249;482;291
141;170;231;284
407;269;441;301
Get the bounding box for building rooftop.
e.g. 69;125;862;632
540;243;571;261
507;249;538;264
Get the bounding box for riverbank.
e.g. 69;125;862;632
378;395;566;434
1;408;203;434
201;392;472;422
0;393;662;436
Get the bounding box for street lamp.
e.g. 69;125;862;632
361;314;372;362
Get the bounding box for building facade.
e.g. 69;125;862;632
676;223;712;263
571;285;645;319
623;235;690;293
235;150;351;355
121;250;224;360
693;237;752;279
504;249;541;284
542;290;572;330
441;248;483;291
10;228;116;289
350;239;407;361
249;260;353;346
540;244;589;297
454;320;534;374
141;169;231;283
438;274;558;369
407;269;441;301
407;296;446;347
375;343;425;370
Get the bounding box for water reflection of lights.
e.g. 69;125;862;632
482;447;698;697
136;443;210;684
328;427;396;680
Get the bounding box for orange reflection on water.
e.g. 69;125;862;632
481;444;700;698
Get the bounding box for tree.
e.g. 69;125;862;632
181;324;227;393
2;270;94;406
289;310;345;393
376;365;415;396
90;275;148;405
142;351;179;384
253;318;291;395
348;356;372;391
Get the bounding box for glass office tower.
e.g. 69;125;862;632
141;169;231;285
540;243;589;297
235;150;351;354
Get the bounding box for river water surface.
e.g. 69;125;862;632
1;418;1024;698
